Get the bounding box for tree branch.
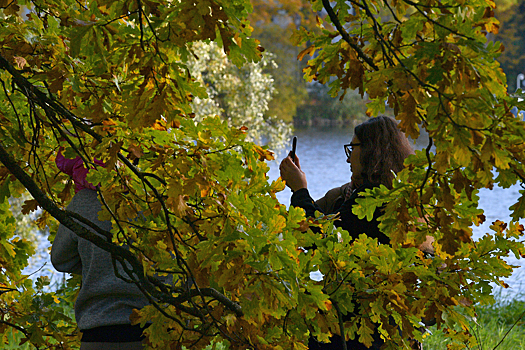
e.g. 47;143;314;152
401;0;475;40
0;142;243;320
0;320;30;338
332;300;348;350
491;307;525;350
321;0;379;71
0;40;245;341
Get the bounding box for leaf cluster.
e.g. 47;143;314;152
0;0;524;349
291;0;525;347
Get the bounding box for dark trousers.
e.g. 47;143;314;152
80;341;145;350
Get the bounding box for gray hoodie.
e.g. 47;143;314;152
51;189;149;331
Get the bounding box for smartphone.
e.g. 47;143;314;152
290;136;297;163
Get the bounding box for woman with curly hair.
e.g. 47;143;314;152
280;115;416;245
279;115;430;349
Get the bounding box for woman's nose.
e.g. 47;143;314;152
346;156;351;163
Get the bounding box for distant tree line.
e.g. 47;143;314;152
249;0;525;127
494;0;525;92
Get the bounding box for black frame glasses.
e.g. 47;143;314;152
344;142;361;158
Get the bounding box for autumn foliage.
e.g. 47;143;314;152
0;0;524;349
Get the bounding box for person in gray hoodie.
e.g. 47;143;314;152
51;152;149;350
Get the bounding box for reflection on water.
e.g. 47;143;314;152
268;127;524;298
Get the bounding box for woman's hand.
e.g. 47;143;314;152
279;154;307;192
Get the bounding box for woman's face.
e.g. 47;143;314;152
347;135;363;184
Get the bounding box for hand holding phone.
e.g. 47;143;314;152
290;136;297;164
280;136;307;191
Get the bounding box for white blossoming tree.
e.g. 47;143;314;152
188;41;292;152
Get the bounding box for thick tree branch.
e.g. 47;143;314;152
0;52;245;326
0;143;244;320
0;320;30;338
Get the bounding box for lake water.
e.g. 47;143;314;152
267;127;524;299
25;126;524;299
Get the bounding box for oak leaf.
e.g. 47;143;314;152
21;199;40;214
14;56;27;69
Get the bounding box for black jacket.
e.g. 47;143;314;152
291;182;388;244
291;182;387;350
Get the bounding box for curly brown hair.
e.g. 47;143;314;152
354;116;414;189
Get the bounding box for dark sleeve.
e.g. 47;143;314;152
291;186;388;244
291;188;325;218
336;192;388;244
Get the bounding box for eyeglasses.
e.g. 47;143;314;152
344;142;361;158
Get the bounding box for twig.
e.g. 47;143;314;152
419;137;433;225
0;79;30;145
402;0;475;40
333;300;348;350
492;308;525;350
321;0;379;71
0;320;30;337
137;0;145;50
0;286;17;295
0;0;16;9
